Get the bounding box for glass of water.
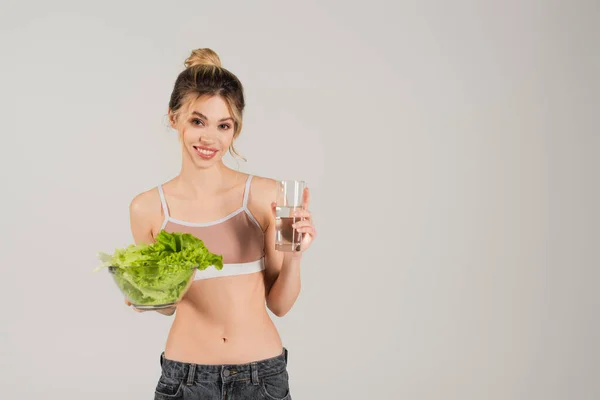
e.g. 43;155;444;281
275;180;306;252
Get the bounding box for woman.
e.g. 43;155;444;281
125;48;316;400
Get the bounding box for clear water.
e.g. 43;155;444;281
275;206;303;252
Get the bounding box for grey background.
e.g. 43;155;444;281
0;0;598;399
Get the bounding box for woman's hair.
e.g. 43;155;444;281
169;48;246;160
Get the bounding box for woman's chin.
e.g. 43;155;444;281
191;156;223;168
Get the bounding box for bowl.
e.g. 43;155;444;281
108;264;197;310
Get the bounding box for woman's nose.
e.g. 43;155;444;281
199;130;218;143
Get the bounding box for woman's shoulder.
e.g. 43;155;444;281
243;174;277;229
247;174;278;200
129;185;163;221
127;184;166;242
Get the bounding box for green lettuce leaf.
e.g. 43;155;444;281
96;230;223;306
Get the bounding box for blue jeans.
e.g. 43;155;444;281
154;348;291;400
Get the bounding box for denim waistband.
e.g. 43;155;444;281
159;347;288;385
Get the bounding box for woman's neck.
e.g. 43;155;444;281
175;159;235;199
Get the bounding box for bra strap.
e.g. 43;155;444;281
157;184;170;218
243;175;253;208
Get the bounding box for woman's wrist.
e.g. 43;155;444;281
283;252;302;267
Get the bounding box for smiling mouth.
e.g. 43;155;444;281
193;146;218;159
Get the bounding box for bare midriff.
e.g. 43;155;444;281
163;271;282;365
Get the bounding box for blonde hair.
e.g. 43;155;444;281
169;48;246;161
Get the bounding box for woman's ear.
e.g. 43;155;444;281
167;108;177;129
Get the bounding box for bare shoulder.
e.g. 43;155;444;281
247;175;278;230
129;187;164;241
130;187;161;217
249;175;278;199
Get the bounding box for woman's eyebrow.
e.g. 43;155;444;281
191;111;233;122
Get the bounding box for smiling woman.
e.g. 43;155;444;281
189;110;235;160
168;48;246;162
176;96;236;163
124;48;316;400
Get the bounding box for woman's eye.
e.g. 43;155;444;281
220;124;231;130
191;119;204;126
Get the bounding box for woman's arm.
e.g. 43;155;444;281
129;192;155;245
251;177;315;317
264;213;302;317
127;190;176;316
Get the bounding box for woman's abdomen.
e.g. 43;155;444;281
163;272;283;364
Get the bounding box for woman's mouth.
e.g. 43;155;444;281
193;146;217;160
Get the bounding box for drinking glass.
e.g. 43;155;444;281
275;180;306;252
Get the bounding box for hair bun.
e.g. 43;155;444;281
184;48;222;69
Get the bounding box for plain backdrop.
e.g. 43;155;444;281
0;0;598;399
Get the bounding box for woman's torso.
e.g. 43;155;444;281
152;174;282;364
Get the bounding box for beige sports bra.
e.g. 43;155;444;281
157;175;265;280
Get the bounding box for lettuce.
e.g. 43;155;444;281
96;230;223;306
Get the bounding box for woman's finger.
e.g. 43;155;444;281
302;187;310;210
292;209;311;219
292;220;313;229
295;225;316;236
297;226;316;235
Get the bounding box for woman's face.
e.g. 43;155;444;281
170;95;235;168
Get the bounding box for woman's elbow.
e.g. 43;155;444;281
267;301;289;317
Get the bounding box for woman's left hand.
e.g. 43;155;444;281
270;187;317;257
